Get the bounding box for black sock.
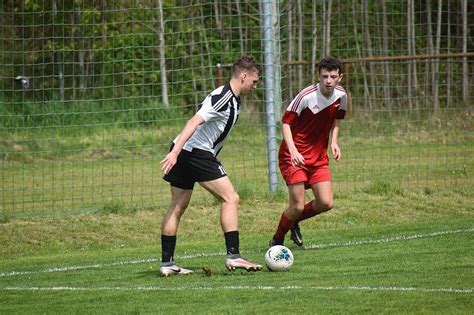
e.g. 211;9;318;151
161;235;176;264
224;231;240;255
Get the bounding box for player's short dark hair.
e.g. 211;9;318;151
318;57;343;75
232;55;261;77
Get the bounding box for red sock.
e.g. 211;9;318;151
274;212;295;239
296;200;319;223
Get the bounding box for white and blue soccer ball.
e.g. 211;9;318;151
265;245;294;272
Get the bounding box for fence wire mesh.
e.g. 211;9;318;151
1;1;472;218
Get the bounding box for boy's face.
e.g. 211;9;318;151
319;68;342;96
240;70;259;95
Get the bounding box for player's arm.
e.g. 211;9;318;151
330;119;341;161
161;114;205;174
282;112;305;166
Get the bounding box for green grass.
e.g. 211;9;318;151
0;105;472;312
0;217;472;314
1;107;472;218
1;134;472;218
0;185;473;313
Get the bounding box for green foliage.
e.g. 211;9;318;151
2;1;471;107
0;99;191;130
234;180;260;202
95;201;128;215
363;177;405;195
0;213;10;224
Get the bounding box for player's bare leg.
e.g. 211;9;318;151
161;186;193;235
200;177;262;272
287;181;334;247
199;176;239;232
270;182;305;246
309;181;334;214
285;182;307;220
160;186;193;277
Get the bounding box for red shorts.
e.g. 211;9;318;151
279;163;331;189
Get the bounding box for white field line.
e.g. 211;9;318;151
302;227;474;250
1;285;472;294
0;258;160;278
1;227;472;278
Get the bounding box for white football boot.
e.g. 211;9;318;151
225;254;263;272
159;263;193;277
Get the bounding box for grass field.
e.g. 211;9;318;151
0;220;472;313
2;120;473;218
1;108;473;313
0;186;473;313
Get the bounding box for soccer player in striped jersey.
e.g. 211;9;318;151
270;57;349;247
159;55;263;276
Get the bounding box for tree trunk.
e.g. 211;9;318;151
407;0;414;111
198;5;211;93
101;0;107;46
286;1;294;101
190;14;198;108
322;1;327;57
226;0;232;53
410;0;419;112
214;1;223;43
52;0;65;102
327;0;333;56
311;0;318;81
433;0;442;114
446;1;452;107
426;0;433;111
352;0;371;111
381;0;392;113
363;0;375;111
156;0;169;108
100;0;107;102
296;0;303;91
461;0;468;103
74;2;85;97
324;0;332;56
272;0;282;120
235;0;244;54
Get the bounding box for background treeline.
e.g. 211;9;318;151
1;0;472;113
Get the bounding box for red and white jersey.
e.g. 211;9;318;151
279;83;347;167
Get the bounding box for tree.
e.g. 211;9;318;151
286;0;294;101
381;0;392;113
461;0;468;103
433;0;443;114
310;0;318;81
352;0;371;111
296;0;303;91
363;0;376;111
155;0;169;108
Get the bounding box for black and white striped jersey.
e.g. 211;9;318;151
174;84;240;156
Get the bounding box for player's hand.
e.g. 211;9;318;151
160;151;178;175
331;143;341;161
290;150;305;167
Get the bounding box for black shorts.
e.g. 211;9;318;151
163;145;227;190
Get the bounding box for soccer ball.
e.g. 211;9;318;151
265;245;294;272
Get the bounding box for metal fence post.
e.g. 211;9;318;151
261;0;279;193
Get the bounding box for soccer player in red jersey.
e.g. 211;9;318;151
270;56;349;247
